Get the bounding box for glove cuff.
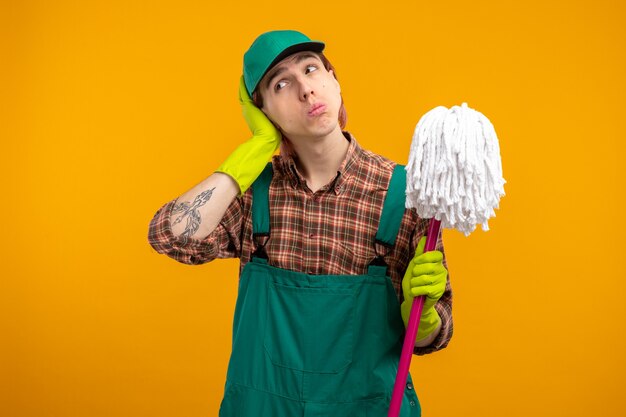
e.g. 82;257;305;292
214;168;245;197
400;300;442;343
415;308;441;342
215;136;280;197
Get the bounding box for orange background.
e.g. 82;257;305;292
2;1;625;416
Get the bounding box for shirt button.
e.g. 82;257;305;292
309;233;316;238
409;400;416;407
406;382;413;390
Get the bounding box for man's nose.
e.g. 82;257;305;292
297;76;314;100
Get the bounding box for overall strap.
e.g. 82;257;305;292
251;162;273;261
368;163;407;276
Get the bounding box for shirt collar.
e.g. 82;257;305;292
280;130;361;195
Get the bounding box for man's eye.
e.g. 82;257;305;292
275;65;319;91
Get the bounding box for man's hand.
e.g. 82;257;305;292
238;75;282;139
400;235;447;342
214;76;282;197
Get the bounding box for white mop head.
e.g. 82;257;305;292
405;102;506;236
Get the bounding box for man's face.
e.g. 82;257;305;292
258;51;342;141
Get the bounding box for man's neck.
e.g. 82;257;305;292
290;127;350;188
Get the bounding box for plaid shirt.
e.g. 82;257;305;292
148;131;453;355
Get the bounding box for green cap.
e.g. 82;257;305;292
243;30;325;97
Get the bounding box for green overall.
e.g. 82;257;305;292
218;163;421;417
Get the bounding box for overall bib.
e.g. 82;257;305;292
218;163;421;417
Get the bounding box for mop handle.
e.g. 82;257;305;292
388;218;442;417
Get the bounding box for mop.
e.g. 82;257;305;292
388;102;506;416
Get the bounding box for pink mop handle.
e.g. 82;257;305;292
387;218;441;417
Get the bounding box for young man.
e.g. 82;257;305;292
148;30;452;416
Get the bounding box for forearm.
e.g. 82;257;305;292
170;172;239;240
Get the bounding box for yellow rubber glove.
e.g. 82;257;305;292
215;75;282;196
400;235;447;342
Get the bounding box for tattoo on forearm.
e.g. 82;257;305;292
171;187;216;243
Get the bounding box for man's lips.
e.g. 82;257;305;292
308;104;326;116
